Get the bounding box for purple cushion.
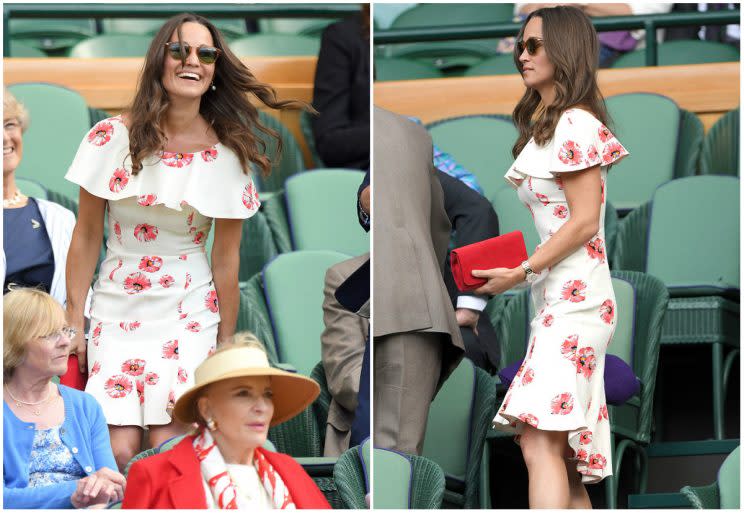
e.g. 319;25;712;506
498;355;640;406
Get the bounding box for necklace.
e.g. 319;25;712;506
3;189;26;208
5;383;54;416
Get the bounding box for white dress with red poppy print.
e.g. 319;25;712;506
493;108;629;484
65;116;260;427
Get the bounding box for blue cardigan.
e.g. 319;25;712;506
3;385;117;509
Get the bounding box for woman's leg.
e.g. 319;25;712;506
519;426;570;509
565;458;592;509
109;425;143;472
148;421;188;450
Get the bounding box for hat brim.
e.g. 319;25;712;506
173;367;320;427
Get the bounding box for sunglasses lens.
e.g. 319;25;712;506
527;39;538;55
197;47;219;64
167;42;190;60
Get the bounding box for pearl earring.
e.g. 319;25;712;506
210;82;216;91
206;417;217;431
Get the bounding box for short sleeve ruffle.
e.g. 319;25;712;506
65;117;260;219
504;108;629;188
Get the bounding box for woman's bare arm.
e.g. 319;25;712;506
211;218;243;346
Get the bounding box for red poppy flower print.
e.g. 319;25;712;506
518;413;539;427
137;194;157;206
162;339;179;359
579;431;593;445
162;151;193;168
186;321;202;333
167;391;176;411
528;336;536;359
145;372;159;386
160;275;175;288
525;203;534;219
602;142;624;165
114;221;122;244
92;322;102;346
555;175;564;190
576;448;588;461
527;176;533;191
242;182;259;210
136;380;144;405
205;290;219;313
177;367;188;384
184;273;192;290
598;124;614;143
124;272;152;295
561;280;587;303
542;314;554;327
88;121;114;146
558;140;583;166
600;299;615;324
201;148;218;162
134;223;158;242
550;393;575;415
588;453;607;470
187;212;194;226
586;144;599;164
121;358;146;376
193;231;205;245
585;237;606;263
521;368;535;385
188;226;197;235
535;192;550;205
179;254;187;261
119;321;141;332
109;168;130;193
561;334;579;361
108;259;123;281
553;205;568;219
598;404;609;421
104;374;133;399
177;300;188;320
138;255;163;273
576;347;597;379
90;361;101;378
500;393;511;412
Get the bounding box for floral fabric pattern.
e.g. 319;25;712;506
27;426;86;488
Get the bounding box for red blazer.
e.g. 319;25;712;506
122;435;331;509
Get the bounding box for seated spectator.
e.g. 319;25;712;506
122;340;331;509
3;288;124;509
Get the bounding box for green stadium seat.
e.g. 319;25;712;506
252;111;306;193
676;109;704;178
423;358;497;508
229;34;320;57
15;177;48;200
9;18;97;54
258;18;336;38
680;445;740;509
605;93;680;212
68;34;152;58
101;18;248;40
427;114;517;201
8;41;47;57
299;109;325;167
284;169;369;255
611;40;740;68
333;441;370;509
8;83;91;203
700;108;739;176
491;186;541;256
374;56;445;81
464;53;519;77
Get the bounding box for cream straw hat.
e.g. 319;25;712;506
173;343;319;427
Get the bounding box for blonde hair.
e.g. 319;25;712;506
3;288;65;379
3;88;30;132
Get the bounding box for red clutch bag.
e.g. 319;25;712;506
59;354;88;391
450;231;529;292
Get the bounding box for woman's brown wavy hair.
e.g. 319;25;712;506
511;6;611;158
127;13;307;177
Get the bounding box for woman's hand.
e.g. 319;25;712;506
68;328;87;373
71;468;126;508
472;267;524;296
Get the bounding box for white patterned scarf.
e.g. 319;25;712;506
193;429;296;509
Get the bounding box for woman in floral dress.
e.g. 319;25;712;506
65;13;304;471
471;7;628;509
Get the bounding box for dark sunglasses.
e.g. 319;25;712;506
517;37;544;56
164;41;222;65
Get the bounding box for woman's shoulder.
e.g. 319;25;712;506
558;107;606;131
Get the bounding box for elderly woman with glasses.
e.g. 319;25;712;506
64;13;307;471
3;288;125;509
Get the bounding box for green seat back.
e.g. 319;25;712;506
491;187;541;256
701;108;739;176
69;34;152;58
423;359;475;482
608;277;636;365
647;176;739;291
9;41;47;57
605;93;680;211
102;18;248;40
15;177;48;200
611;40;740;68
299;110;324;167
464;54;519;77
253;111;305;192
373;448;413;509
374;56;445;81
428;115;517;201
9;18;96;52
8;83;91;202
285;169;368;255
718;446;740;509
229;34;320;57
258;18;336;38
262;250;349;375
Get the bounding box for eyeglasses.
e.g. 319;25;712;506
164;41;222;65
41;327;77;344
517;37;544;56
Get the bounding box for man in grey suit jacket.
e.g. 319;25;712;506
373;107;465;455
